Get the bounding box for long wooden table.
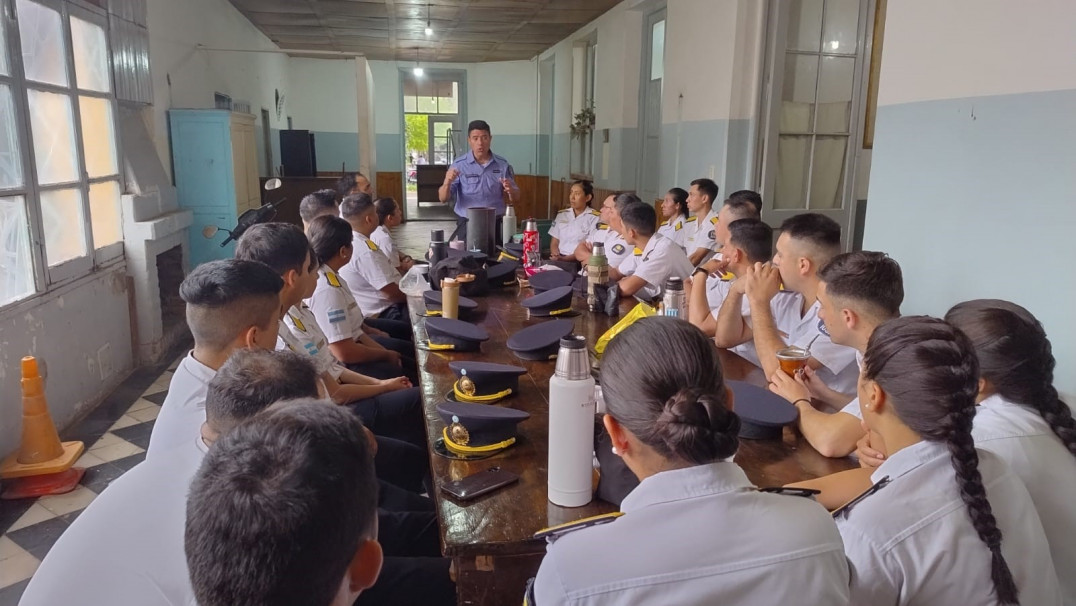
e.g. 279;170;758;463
407;287;856;605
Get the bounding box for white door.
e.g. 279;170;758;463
637;9;666;204
758;0;870;248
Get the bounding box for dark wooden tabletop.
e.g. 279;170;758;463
408;285;856;558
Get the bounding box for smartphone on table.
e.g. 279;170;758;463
440;466;520;501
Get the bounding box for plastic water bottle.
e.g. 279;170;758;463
548;336;596;507
662;276;687;318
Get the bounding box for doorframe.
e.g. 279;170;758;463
397;68;468;221
636;6;667;202
260;108;274;176
755;0;874;250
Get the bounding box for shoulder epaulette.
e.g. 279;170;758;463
326;271;342;288
557;208;571;214
685;216;698;223
596;222;609;230
659;220;669;227
832;476;891;519
288;312;307;333
759;486;821;499
365;240;380;251
710;215;719;225
674;220;683;231
589;208;600;217
632;247;643;256
533;511;623;542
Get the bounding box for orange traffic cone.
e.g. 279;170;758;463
0;356;85;499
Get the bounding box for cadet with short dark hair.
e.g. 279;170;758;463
616;202;694;299
339;193;411;321
438;119;519;243
682;177;721;266
337;171;372;198
299;188;339;229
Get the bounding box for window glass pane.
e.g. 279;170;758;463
17;0;69;87
0;12;9;76
816;56;855;133
89;180;122;247
0;196;36;305
780;54;818;133
650;20;665;81
433;121;451;138
71;17;111;93
774;135;810;210
404;95;417;113
40;187;87;266
787;0;823;52
27;90;79;184
417;96;437;113
822;0;861;54
0;86;24;189
79;96;118;177
809;136;847;209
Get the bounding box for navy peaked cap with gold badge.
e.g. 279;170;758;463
445;247;488;263
528;270;575;293
521;285;574;317
423;290;479;317
436;400;530;459
448;361;526;403
486;260;519;288
424;317;490;352
728;380;799;439
507;318;574;360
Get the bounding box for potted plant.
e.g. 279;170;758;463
570;100;595;139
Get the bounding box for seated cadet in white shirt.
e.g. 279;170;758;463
147;259;283;457
943;300;1076;603
615;202;694;299
531;318;850;605
235;223;426;448
571;193;635;276
682;178;722;266
299;188;339;231
339;193;411;322
715;212;859;396
306;214;418;384
831;317;1061;606
767;251;903;459
372;197;415;275
186;400;383;606
656;187;690;251
548;180;600;263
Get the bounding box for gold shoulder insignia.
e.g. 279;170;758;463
710;216;719;225
589;208;601;216
596;223;609;230
557;208;571;214
674;221;683;231
659;220;669;227
533;512;624;542
633;247;643;256
326;271;342;288
685;216;698;223
365;240;380;252
289;313;307;333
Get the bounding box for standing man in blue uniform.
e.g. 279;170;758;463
438;120;519;243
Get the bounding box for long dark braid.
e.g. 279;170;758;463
864;316;1019;604
947;299;1076;457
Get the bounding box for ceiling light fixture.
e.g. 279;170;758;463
425;2;433;36
413;46;424;77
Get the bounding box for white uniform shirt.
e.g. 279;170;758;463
21;438;208;605
973;394;1076;604
656;214;689;251
534;462;850;605
306;265;363;344
146;352;215;457
705;277;800;367
836;440;1062;606
338;230;401;316
279;304;344;379
371;225;400;269
588;225;632;269
619;232;694;299
838;352;866;419
683;207;720;255
770;298;859;395
549;207;601;255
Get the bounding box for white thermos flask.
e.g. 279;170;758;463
548;335;596;507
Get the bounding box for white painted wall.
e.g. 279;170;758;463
145;0;289;178
864;0;1076;400
287;57;359;132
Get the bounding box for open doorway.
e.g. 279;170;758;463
401;71;465;221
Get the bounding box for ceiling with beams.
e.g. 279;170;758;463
227;0;621;62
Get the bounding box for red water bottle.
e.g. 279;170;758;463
522;218;540;275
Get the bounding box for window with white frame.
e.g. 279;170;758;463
570;36;596;179
0;0;122;307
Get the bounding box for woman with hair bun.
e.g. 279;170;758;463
837;316;1060;605
530;317;849;605
945;299;1076;604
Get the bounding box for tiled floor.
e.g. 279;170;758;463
0;350;185;605
0;220;449;604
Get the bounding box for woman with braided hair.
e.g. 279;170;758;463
529;317;850;605
837;316;1060;605
946;299;1076;604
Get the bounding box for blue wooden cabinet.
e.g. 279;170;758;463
169;110;260;268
